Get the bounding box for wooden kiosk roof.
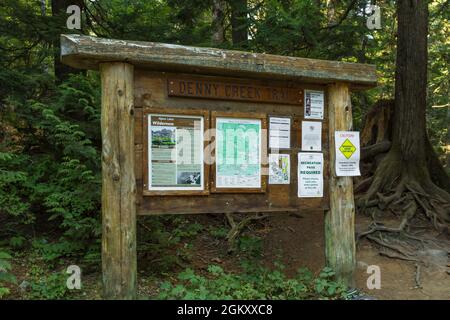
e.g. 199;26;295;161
60;34;377;90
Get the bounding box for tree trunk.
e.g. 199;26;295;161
40;0;47;15
326;0;337;26
212;0;226;45
51;0;84;82
447;107;450;169
229;0;248;47
359;0;450;226
392;0;428;164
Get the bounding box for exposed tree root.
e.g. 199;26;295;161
361;141;392;160
225;213;269;253
414;264;422;289
366;234;419;260
379;251;420;263
357;148;450;264
355;176;373;194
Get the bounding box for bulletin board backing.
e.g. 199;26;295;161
134;70;330;215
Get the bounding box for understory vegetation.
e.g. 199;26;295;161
158;264;347;300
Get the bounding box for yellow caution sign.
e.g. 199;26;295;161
335;131;360;176
339;138;356;159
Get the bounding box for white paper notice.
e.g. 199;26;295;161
302;121;322;151
304;90;324;119
268;154;290;184
335;131;361;176
298;152;323;198
269;117;291;149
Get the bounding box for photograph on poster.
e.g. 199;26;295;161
148;114;204;190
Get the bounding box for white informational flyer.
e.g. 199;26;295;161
304;90;324;119
302;121;322;151
298;152;323;198
268;154;290;184
335;131;361;176
269;117;291;149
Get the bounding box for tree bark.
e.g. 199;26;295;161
447;107;450;169
212;0;226;45
325;83;356;287
100;62;137;299
326;0;337;25
229;0;248;47
51;0;84;82
359;0;450;225
392;0;428;164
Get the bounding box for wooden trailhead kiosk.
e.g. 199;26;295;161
60;34;377;299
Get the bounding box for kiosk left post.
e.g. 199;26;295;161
99;62;137;299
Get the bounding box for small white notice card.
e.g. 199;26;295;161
269;117;291;149
268;154;290;184
335;131;361;177
304;90;324;119
298;152;323;198
302;121;322;151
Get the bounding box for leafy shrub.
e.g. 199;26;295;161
0;73;102;263
0;250;16;298
27;266;70;300
9;236;26;249
238;235;263;257
158;263;347;300
207;226;228;239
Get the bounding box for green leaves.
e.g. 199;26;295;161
0;250;16;298
158;263;346;300
26;268;69;300
1;73;102;264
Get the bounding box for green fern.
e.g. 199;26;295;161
0;251;16;298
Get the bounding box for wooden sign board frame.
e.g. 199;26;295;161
60;34;377;299
142;107;210;196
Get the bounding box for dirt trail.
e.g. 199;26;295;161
260;211;449;300
355;240;449;299
5;211;448;300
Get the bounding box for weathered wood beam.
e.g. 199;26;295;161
100;62;137;299
61;34;377;90
325;82;356;287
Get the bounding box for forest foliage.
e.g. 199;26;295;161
0;0;448;299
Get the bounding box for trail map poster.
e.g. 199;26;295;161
148;114;204;190
216;118;262;188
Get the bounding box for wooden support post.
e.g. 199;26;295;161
325;82;356;287
100;62;137;299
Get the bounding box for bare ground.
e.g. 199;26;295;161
3;211;449;300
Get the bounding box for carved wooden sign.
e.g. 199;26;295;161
167;78;303;105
